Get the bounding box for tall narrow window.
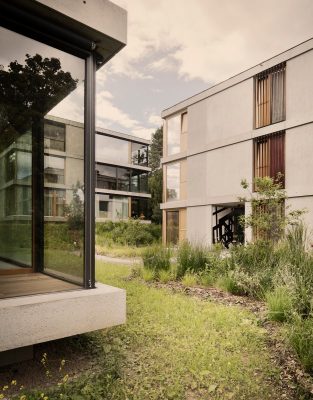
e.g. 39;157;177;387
255;63;286;128
253;131;285;188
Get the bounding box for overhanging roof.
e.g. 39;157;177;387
0;0;127;66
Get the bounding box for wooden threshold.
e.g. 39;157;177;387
0;273;80;299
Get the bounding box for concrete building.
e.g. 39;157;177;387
0;0;127;365
161;38;313;247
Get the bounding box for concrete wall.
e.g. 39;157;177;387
0;283;126;352
187;205;212;244
187;140;252;204
286;49;313;125
188;78;253;154
286;124;313;197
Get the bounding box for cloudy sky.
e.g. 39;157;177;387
94;0;313;140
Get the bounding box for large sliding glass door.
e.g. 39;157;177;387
0;25;86;290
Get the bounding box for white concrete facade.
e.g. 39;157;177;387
161;38;313;246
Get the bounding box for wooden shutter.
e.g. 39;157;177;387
255;62;286;128
269;131;285;187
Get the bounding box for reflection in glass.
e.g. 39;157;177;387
117;168;130;191
96;194;128;220
0;26;85;290
96;164;117;190
96;134;129;164
166;163;180;201
44;120;66;151
167;115;180;155
166;211;179;244
131;142;148;166
131;197;151;220
44;156;65;184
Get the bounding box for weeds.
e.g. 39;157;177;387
265;287;293;322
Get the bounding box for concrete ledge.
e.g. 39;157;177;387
0;283;126;352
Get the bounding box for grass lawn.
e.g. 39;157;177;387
95;242;147;258
15;261;288;399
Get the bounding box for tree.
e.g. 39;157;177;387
148;126;163;224
0;53;78;148
239;175;305;242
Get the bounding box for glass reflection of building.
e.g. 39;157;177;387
0;0;127;299
95;128;151;222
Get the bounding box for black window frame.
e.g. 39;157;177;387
0;3;97;289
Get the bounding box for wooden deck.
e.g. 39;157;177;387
0;273;80;299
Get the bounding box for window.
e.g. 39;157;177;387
117;167;130;191
131;142;148;166
44;155;65;184
166;162;180;201
131;171;148;193
96;134;129;164
253;131;285;188
166;210;179;244
44;189;66;217
44;121;66;151
166;112;188;156
96;164;117;190
95;194;129;220
255;63;286;128
131;197;151;220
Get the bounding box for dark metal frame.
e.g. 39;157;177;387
0;1;97;289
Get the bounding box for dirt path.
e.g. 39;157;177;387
95;253;141;265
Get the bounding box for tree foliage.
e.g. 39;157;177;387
148;126;163;224
239;175;305;242
0;53;78;147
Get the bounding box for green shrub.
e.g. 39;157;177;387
159;270;172;283
96;220;161;247
265;287;293;322
176;241;209;278
142;245;171;275
198;271;216;287
216;275;243;296
142;269;155;282
181;273;198;287
288;317;313;373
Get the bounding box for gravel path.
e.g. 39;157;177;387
95;254;142;265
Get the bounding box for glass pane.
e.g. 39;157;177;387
166;163;180;201
44;120;65;151
117;167;130;191
96;134;129;164
166;211;179;244
131;142;148;166
131;197;151;220
96;164;117;189
167;115;180;155
0;25;85;295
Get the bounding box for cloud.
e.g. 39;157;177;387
96;90;153;140
148;114;162;126
108;0;313;84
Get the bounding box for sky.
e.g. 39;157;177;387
91;0;313;141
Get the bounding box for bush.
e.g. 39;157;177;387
176;241;210;278
181;273;198;287
96;220;161;247
142;245;171;276
288;317;313;373
216;275;243;295
266;287;293;322
159;270;172;283
142;269;155;282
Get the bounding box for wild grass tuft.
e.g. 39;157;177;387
288;317;313;373
181;272;198;287
265;287;293;322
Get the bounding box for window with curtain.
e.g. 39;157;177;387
255;62;286;128
253;131;285;188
